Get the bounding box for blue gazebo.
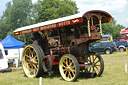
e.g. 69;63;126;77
0;35;24;49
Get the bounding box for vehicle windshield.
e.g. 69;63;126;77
100;37;108;41
120;34;125;38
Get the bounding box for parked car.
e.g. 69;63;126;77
116;40;128;52
89;42;116;54
100;34;113;42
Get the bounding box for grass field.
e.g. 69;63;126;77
0;52;128;85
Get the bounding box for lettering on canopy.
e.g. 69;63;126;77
33;28;40;32
21;29;31;34
40;24;56;31
40;20;70;30
14;18;82;35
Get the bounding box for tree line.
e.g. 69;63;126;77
0;0;125;41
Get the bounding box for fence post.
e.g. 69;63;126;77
125;63;127;73
39;77;42;85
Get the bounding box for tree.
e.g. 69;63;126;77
4;0;34;29
0;2;12;39
102;19;125;39
38;0;79;22
0;0;41;40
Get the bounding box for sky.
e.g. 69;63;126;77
0;0;128;27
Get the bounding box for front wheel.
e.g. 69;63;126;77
85;52;104;77
59;54;80;82
22;44;44;78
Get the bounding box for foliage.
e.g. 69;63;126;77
0;0;126;42
0;0;41;40
38;0;79;22
102;19;125;39
0;0;78;41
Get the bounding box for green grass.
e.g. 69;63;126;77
0;52;128;85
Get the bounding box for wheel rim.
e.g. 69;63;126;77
22;45;39;78
85;53;102;76
106;49;110;54
59;56;77;81
120;48;124;52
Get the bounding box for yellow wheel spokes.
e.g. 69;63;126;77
59;54;80;82
86;54;101;74
25;54;32;60
25;61;29;69
61;57;76;80
23;46;39;77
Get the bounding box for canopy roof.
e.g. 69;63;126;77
14;10;112;36
0;35;25;49
120;28;128;34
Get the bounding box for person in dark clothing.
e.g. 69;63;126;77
32;32;43;45
32;32;42;40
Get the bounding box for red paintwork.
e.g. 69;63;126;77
14;18;83;36
14;10;113;36
118;29;128;41
45;46;88;65
57;46;70;55
42;55;60;65
70;34;102;46
50;46;70;55
120;29;128;34
44;46;70;65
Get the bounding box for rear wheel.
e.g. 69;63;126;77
59;54;80;82
105;49;111;54
85;52;104;77
22;44;43;78
119;47;125;52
